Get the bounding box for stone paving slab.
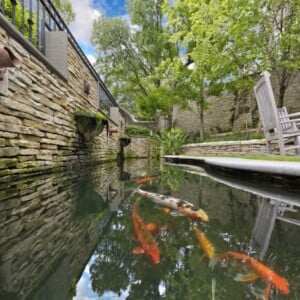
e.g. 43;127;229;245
164;155;300;178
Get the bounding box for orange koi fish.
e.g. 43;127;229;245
136;188;209;222
193;226;215;260
218;251;289;295
145;223;160;234
135;176;158;185
131;202;160;264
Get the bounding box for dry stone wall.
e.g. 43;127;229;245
0;24;120;181
124;137;159;159
173;74;300;136
181;140;273;156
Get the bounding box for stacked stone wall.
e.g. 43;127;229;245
0;25;120;180
181;140;273;156
173;74;300;136
124;137;159;159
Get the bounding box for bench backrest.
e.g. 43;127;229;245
253;71;282;138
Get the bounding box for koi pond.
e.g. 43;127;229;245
0;159;299;300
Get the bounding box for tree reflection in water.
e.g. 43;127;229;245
79;164;300;299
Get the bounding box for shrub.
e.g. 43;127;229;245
125;124;151;137
158;127;186;155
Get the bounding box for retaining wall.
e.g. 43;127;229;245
181;140;272;156
173;74;300;136
0;18;121;181
124;137;159;159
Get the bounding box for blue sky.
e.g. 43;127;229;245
93;0;127;17
69;0;128;64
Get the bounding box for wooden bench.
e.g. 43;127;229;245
254;71;300;155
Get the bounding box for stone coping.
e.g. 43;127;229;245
182;139;265;147
164;155;300;178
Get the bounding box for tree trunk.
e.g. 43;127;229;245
199;107;204;140
196;103;204;141
278;70;287;108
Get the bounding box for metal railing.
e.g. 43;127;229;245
0;0;118;108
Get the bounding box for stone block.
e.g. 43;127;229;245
0;147;20;157
0;158;17;169
0;69;8;96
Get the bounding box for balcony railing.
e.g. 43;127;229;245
0;0;118;108
0;0;67;52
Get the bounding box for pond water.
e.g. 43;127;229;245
0;159;299;300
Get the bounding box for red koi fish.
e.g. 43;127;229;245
218;251;289;295
135;176;158;185
131;202;160;264
193;226;215;260
136;188;209;222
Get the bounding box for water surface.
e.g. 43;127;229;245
0;159;299;299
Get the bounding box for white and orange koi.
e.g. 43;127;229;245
136;188;209;222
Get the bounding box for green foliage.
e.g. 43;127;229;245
3;0;74;49
185;131;264;144
92;0;179;119
52;0;75;24
125;124;151;137
164;0;300;106
157;127;186;154
3;0;38;46
136;86;174;120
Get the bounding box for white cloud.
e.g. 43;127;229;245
69;0;102;46
86;54;96;65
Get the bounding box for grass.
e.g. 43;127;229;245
183;131;300;161
232;155;300;162
185;131;265;144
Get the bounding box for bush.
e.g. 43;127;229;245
125;124;151;137
158;127;186;155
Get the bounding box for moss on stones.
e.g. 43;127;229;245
0;158;18;169
74;110;109;141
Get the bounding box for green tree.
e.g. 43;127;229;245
52;0;75;24
92;0;180;124
164;0;300;109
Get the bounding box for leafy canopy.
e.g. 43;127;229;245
52;0;75;24
164;0;300;105
92;0;181;120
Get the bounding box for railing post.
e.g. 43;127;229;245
36;0;40;49
40;2;45;53
21;0;25;34
10;0;17;25
27;0;33;41
0;0;5;14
